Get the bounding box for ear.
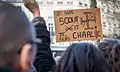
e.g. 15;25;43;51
19;44;32;71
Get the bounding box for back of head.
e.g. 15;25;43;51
55;43;110;72
0;1;35;69
99;39;120;72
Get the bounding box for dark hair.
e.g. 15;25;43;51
0;1;34;66
55;43;110;72
99;39;120;72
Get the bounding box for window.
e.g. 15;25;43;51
85;4;88;6
39;2;43;4
67;1;73;4
79;2;82;5
48;23;51;31
47;1;53;4
57;1;63;4
48;23;54;36
48;16;53;19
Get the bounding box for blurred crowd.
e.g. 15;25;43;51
0;0;119;72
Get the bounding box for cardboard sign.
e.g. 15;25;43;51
54;8;103;42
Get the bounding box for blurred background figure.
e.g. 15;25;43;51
0;1;37;72
99;39;120;72
55;43;110;72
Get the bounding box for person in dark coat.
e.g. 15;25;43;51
0;1;37;72
24;0;56;72
99;39;120;72
55;43;110;72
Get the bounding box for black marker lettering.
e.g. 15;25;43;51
59;17;64;25
64;10;74;15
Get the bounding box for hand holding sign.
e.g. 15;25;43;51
23;0;40;17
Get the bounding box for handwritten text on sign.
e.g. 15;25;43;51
54;8;103;42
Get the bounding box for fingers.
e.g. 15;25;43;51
23;0;40;17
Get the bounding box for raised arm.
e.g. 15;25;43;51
24;0;56;72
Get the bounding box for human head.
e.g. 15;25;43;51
99;39;120;72
0;1;37;72
55;43;110;72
